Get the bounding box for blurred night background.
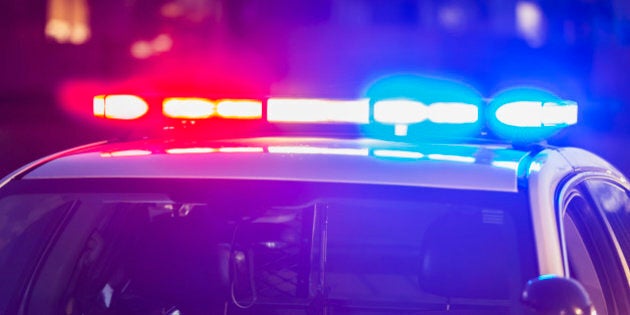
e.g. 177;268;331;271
0;0;628;177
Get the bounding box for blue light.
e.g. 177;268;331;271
495;101;577;127
364;74;482;102
373;100;479;125
428;102;478;124
362;74;484;140
487;87;577;143
373;99;428;124
373;149;424;159
538;274;558;280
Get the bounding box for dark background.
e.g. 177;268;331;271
1;0;628;177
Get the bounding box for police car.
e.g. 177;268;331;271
0;77;628;315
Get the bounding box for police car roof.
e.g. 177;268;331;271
21;137;531;192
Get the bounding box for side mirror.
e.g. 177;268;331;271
522;275;595;315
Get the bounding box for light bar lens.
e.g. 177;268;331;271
216;100;262;119
495;101;578;127
93;95;149;120
163;98;214;119
268;98;369;123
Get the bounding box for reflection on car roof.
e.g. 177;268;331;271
24;137;530;192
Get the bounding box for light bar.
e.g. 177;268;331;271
91;85;577;144
93;95;149;120
163;98;215;119
268;98;369;123
495;101;577;127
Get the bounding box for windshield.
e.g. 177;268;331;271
0;178;535;315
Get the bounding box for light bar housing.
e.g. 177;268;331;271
92;88;577;144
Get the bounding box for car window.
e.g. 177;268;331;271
562;191;630;314
1;178;536;315
562;196;609;314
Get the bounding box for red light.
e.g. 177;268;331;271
216;99;262;119
163;98;215;119
93;95;149;120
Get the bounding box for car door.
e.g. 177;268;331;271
557;174;630;315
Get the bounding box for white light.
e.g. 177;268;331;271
373;150;424;159
394;125;409;136
491;161;520;170
496;101;540;127
100;150;152;157
101;284;114;308
542;102;578;126
268;146;369;156
166;148;217;154
427;154;475;163
428;102;478;123
373;99;428;124
516;1;544;48
163;98;215;119
94;95;149;120
528;161;543;173
496;101;578;127
218;147;264;153
216;99;262;119
267;98;369;123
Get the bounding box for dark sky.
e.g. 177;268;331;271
0;0;628;176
